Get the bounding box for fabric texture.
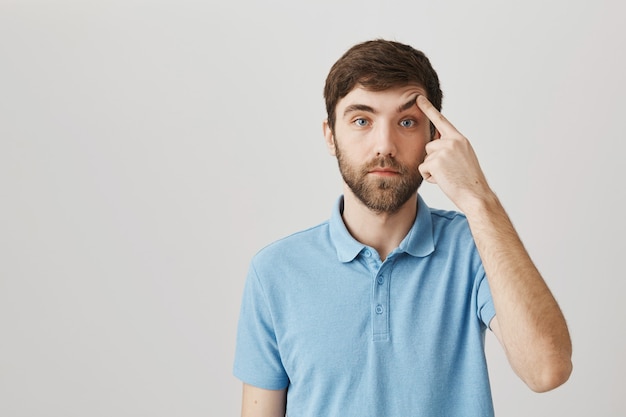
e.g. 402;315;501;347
233;195;496;416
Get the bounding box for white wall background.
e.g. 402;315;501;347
1;0;624;415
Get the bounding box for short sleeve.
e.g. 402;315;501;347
475;264;496;329
233;262;289;390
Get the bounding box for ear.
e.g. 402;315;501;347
323;119;337;156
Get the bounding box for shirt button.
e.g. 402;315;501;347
377;276;384;285
364;249;372;257
375;305;384;314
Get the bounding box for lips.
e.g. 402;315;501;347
363;157;404;176
369;168;400;176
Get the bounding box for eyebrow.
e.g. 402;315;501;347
343;95;420;117
343;104;376;117
398;95;419;112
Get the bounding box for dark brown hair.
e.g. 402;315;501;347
324;39;443;135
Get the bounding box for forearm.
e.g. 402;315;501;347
465;192;572;392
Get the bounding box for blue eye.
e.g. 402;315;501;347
354;118;368;127
400;119;415;128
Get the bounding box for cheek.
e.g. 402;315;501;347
334;137;368;161
402;140;428;161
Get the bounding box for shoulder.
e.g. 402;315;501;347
424;207;485;289
251;221;333;268
430;207;471;233
429;206;466;222
427;207;477;253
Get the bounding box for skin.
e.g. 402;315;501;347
325;85;430;259
241;85;572;416
241;384;286;417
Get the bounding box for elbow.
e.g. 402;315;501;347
526;358;573;393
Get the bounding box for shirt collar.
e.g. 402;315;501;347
399;194;435;257
329;194;435;263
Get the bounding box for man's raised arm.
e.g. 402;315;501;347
416;95;573;392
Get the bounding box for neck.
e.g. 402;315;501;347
341;187;418;261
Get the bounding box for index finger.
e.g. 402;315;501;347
416;95;458;137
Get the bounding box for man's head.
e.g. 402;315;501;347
324;39;443;136
322;40;443;214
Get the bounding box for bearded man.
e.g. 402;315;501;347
233;39;572;417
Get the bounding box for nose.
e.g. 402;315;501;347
374;122;397;157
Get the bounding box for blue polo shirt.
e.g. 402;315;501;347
234;195;496;416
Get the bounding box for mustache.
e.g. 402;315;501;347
362;156;406;173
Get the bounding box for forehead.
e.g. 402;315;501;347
337;84;427;112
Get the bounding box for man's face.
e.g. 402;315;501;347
323;85;432;214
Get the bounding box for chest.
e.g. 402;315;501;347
266;254;482;383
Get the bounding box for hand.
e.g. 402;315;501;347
416;95;494;213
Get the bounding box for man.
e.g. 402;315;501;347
233;39;572;416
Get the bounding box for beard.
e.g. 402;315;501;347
334;141;424;214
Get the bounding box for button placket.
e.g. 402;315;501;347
359;247;391;342
372;266;390;342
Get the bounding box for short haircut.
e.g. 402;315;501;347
324;39;443;136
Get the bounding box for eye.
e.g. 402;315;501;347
400;119;416;128
353;118;369;127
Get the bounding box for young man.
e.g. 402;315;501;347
233;39;572;416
